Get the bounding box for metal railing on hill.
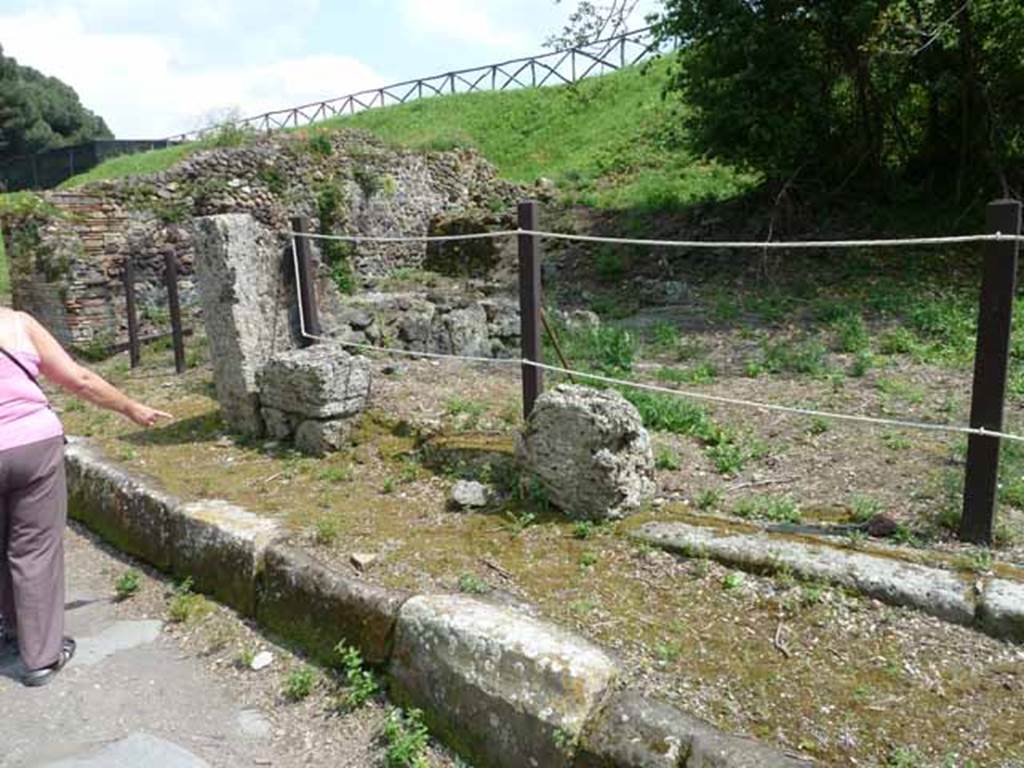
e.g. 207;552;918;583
166;27;660;143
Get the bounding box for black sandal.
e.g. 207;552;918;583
23;637;75;687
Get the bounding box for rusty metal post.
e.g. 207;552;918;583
961;199;1022;543
123;258;141;368
290;216;322;346
518;200;543;419
164;253;186;374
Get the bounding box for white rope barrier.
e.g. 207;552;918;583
287;228;1024;249
288;235;1024;444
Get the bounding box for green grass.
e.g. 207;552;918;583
314;60;755;211
52;61;754;212
57;144;196;189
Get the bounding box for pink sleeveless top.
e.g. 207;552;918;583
0;349;64;452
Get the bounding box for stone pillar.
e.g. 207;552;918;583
191;213;294;435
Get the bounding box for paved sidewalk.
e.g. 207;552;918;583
0;525;445;768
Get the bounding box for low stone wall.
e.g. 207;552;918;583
325;290;521;358
1;129;521;349
65;438;812;768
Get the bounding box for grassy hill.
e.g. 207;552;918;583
54;61;755;211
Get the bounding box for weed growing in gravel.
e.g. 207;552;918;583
833;314;870;353
167;577;213;624
283;665;317;702
656;639;683;663
878;328;920;356
383;708;431;768
706;441;746;475
743;360;764;378
881;431;912;451
801;584;825;606
318;465;354;484
311;515;341;545
762;338;829;376
381;478;396;494
579;551;599;569
570;598;596;614
886;746;925;767
457;573;491;594
445;397;487;431
654;446;681;471
732;494;801;524
236;646;257;669
503;509;538;536
876;377;926;405
572;521;595;539
953;549;994;574
552;727;579;756
807;416;830;435
850;350;873;377
656;362;717;385
722;571;744;590
335;641;378;710
850;496;882;523
114;569;141;601
647;322;680;352
695;488;722;510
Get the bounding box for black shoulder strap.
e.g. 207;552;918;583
0;347;42;389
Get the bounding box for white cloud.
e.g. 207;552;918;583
0;5;383;139
399;0;532;51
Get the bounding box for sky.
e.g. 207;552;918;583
0;0;661;139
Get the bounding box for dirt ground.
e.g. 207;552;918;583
49;336;1024;768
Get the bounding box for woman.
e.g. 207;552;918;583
0;308;170;686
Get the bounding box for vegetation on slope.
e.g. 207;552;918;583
57;60;754;211
331;58;755;210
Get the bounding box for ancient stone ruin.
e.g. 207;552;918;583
517;384;656;520
258;346;371;456
0;129;522;352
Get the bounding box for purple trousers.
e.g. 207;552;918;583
0;436;66;670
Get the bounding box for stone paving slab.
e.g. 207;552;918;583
634;521;1024;642
41;733;210;768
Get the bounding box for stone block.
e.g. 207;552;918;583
433;304;489;356
979;579;1024;643
261;407;296;441
294;419;352;456
574;690;688;768
258;345;371;419
65;441;181;571
389;594;617;768
191;214;294;435
635;523;977;628
256;544;407;666
173;500;281;617
517;385;655;521
575;689;813;768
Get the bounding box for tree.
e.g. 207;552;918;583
653;0;1024;202
0;44;112;159
546;1;645;49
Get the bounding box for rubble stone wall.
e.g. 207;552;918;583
1;129;522;350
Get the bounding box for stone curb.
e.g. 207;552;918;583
635;521;1024;644
64;441;812;767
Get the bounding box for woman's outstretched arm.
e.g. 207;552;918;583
23;312;172;428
